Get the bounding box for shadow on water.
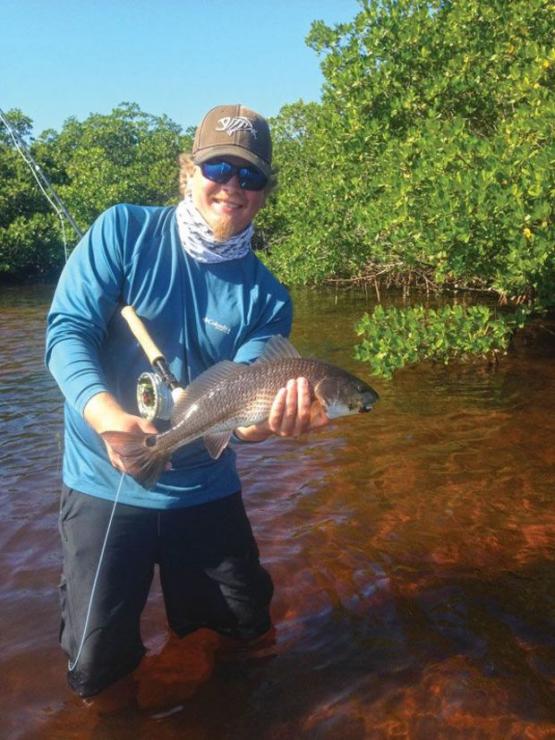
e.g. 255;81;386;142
1;285;555;738
30;557;555;739
203;563;555;739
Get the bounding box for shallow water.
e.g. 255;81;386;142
1;285;554;739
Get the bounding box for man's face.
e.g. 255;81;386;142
190;156;266;241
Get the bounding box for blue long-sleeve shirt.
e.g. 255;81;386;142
46;204;292;509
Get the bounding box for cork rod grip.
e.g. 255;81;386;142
121;306;164;365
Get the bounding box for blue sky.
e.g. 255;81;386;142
2;0;361;137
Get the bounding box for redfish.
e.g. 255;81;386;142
102;335;379;487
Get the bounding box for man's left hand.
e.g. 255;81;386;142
235;377;329;443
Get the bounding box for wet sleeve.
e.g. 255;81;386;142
45;206;127;415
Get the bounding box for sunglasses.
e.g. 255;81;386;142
200;160;268;191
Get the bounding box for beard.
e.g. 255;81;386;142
211;216;239;242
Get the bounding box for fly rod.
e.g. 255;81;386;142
0;106;83;260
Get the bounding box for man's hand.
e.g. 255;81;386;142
84;392;158;474
235;377;329;443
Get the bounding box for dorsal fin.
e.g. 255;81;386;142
256;335;301;364
171;360;242;422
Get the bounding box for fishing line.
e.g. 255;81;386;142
0;106;82;263
68;471;125;673
67;311;178;672
12;138;70;261
7;122;70;261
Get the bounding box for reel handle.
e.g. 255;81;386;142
121;305;164;366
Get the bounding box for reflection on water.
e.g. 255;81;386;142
1;285;554;738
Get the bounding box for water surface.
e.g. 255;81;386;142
1;285;554;739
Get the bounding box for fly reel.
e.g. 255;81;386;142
121;306;184;422
136;372;175;421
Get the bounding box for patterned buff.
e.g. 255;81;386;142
175;193;254;263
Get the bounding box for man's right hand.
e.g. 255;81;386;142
84;392;158;474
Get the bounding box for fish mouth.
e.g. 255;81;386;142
359;391;379;412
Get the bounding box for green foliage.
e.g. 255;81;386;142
2;0;554;392
0;103;191;281
0;109;33;145
262;0;555;307
0;109;64;279
354;303;530;378
51;103;189;229
257;100;354;283
0;211;62;276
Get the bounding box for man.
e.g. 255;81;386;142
46;104;328;698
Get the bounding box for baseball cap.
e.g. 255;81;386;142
192;104;272;177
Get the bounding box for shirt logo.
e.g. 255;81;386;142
216;116;258;138
204;317;231;334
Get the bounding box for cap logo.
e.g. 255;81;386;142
216;116;258;139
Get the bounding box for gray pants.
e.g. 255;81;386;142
58;486;273;697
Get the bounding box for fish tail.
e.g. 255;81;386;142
101;431;169;488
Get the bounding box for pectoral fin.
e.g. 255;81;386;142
203;431;233;459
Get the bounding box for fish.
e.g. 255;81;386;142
102;335;379;488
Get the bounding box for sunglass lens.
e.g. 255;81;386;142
201;161;235;184
239;167;267;191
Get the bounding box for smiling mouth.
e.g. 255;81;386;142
214;199;242;210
